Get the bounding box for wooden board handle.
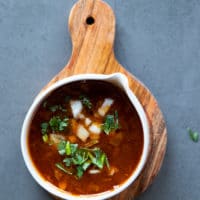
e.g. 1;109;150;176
68;0;116;73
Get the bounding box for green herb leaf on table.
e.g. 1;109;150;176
102;111;119;135
188;128;199;143
56;140;109;179
79;95;92;109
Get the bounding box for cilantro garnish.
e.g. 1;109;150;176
41;122;49;135
49;105;67;113
55;163;73;175
40;122;49;143
102;111;119;135
55;140;109;179
79;95;92;109
43;101;47;108
40;116;69;143
49;116;69;132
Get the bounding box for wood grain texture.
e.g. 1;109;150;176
45;0;167;199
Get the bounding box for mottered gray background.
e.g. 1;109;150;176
0;0;200;199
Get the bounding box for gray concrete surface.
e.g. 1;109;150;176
0;0;200;199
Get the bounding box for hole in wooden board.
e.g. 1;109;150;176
86;16;95;25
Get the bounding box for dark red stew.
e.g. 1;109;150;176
28;80;144;195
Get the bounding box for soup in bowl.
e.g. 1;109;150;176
21;73;149;200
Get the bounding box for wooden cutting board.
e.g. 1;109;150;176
44;0;167;199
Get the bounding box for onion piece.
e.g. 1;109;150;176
108;166;118;176
78;113;85;119
77;125;90;142
85;118;92;126
88;169;101;174
98;98;114;116
89;123;101;134
49;134;65;145
70;100;83;118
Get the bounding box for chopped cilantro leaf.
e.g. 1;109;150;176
70;143;78;154
76;166;84;178
102;111;119;135
188;128;199;143
43;101;47;108
49;105;67;113
82;160;91;171
49;105;59;112
79;95;92;109
56;140;109;179
58;141;67;155
49;116;69;132
63;158;72;167
42;134;48;143
72;149;88;165
41;122;49;135
55;163;73;175
66;141;71;155
58;141;78;155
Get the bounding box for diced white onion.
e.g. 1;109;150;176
85;118;92;126
49;134;65;145
108;166;118;176
88;169;101;174
70;100;83;118
77;125;90;142
98;98;114;116
78;113;85;119
89;123;101;134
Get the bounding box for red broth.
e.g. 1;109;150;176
28;80;144;195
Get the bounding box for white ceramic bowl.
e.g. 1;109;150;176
21;73;150;200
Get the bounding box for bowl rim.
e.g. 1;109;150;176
21;73;150;200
